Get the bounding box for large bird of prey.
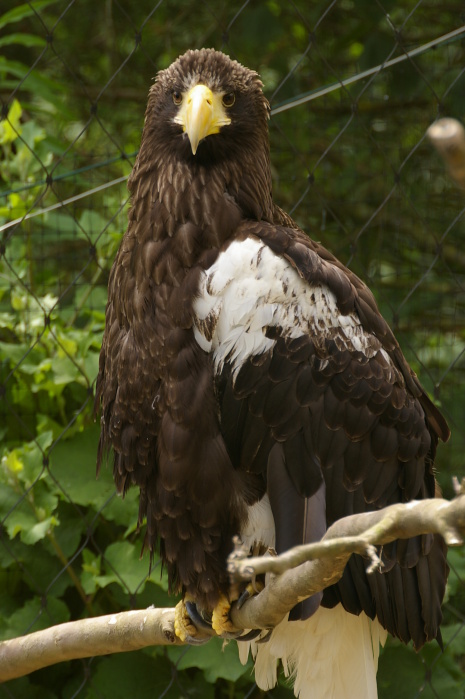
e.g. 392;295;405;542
96;49;449;698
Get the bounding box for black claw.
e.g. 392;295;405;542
236;628;262;642
218;629;246;639
185;601;213;631
236;588;251;610
256;629;273;644
184;633;211;646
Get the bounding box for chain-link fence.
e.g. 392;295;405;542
0;1;464;697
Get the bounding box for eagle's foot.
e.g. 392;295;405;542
174;599;197;642
211;593;241;637
174;598;209;645
211;588;263;641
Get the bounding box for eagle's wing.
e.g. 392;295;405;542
95;223;251;606
193;222;448;648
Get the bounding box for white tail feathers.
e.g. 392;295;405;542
239;605;387;699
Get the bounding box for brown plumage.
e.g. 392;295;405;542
96;48;449;697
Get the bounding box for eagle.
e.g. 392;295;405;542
95;48;449;699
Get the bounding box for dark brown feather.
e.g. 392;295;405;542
95;49;449;647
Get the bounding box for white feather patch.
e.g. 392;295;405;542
193;237;381;376
240;606;387;699
240;494;276;552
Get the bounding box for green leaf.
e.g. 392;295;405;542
74;284;108;319
422;652;465;699
36;413;66;441
2;595;69;641
17;118;47;150
50;425;140;527
96;541;150;593
21;515;56;545
38;356;80;391
0;431;53;489
379;636;465;699
128;578;172;608
82;351;100;384
0;33;46;49
0;341;40;366
50;502;86;558
0;483;24;519
3;480;58;544
378;641;424;699
79;209;108;237
49;424;114;507
0;98;22;144
0;1;60;30
1;537;73;598
83;653;180;699
0;57;70;116
168;636;252;683
2;449;24;474
442;623;465;656
98;487;139;529
21;431;53;484
0;195;28;223
0;433;52;488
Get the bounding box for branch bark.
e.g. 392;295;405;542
229;493;465;630
427;117;465;191
0;608;184;683
1;493;464;683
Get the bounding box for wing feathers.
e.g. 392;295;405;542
207;232;447;648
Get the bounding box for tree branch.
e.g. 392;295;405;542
427;117;465;191
228;493;465;630
1;492;464;683
0;608;185;683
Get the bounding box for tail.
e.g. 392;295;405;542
239;605;387;699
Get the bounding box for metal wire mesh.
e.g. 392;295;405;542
0;1;464;697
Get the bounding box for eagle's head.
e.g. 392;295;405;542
141;49;271;168
129;49;274;226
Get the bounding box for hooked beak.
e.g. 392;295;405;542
174;84;231;155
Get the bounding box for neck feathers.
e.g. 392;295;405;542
128;133;273;254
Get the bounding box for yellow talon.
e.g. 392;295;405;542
211;593;238;635
174;598;198;642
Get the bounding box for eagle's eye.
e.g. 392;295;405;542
222;92;235;108
172;90;182;105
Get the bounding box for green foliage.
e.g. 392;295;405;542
168;638;253;684
0;1;464;698
0;2;60;31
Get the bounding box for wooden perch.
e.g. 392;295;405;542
0;492;464;683
0;608;185;683
427;117;465;190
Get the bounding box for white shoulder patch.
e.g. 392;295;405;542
193;237;381;377
240;494;276;552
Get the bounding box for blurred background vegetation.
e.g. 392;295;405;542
0;1;464;697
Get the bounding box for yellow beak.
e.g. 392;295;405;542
174;84;231;155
